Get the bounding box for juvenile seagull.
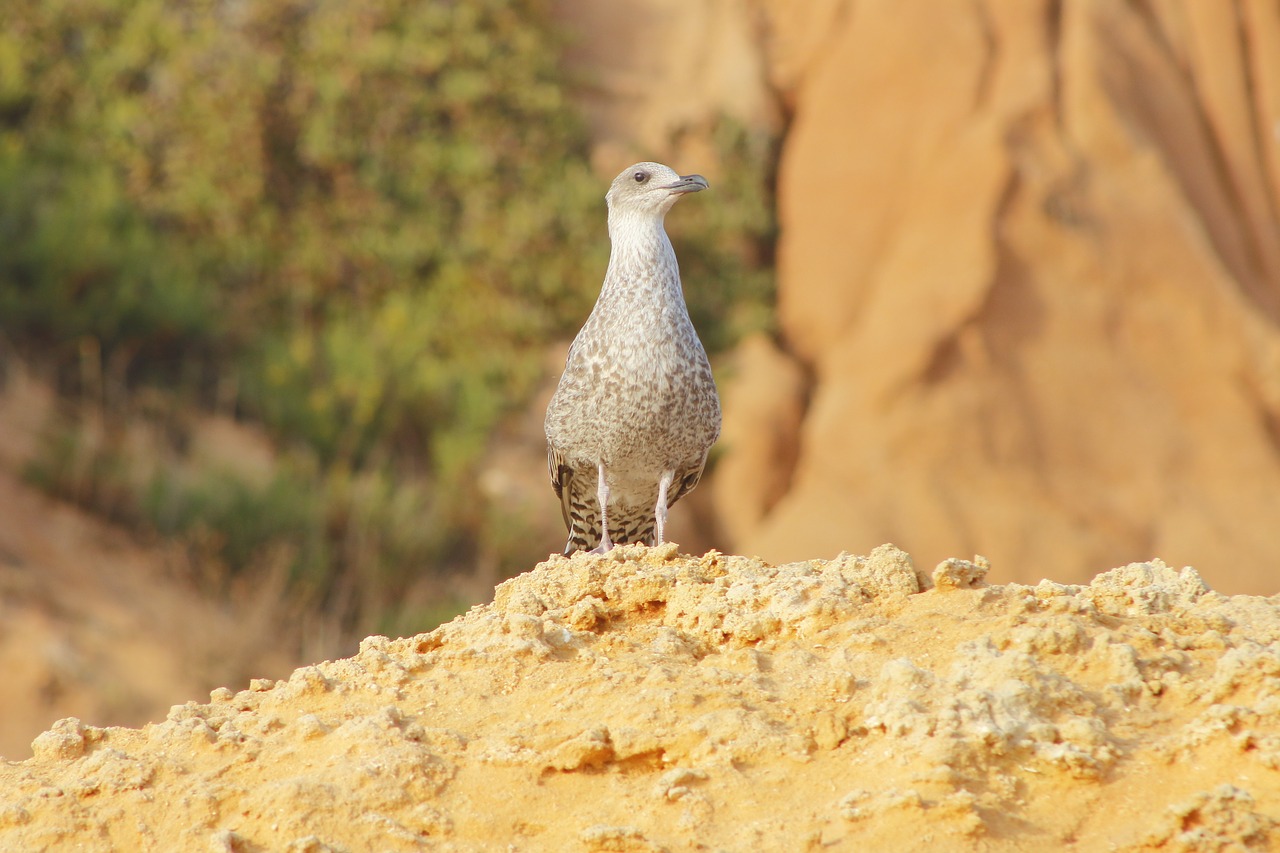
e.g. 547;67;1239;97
545;162;721;553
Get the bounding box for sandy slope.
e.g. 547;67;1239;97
1;544;1278;851
0;373;301;760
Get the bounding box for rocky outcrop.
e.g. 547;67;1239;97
745;0;1280;590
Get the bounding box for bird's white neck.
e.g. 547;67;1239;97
601;209;683;305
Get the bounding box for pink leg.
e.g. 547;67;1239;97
653;469;674;545
589;463;613;554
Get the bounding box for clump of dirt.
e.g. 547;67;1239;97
1;544;1277;851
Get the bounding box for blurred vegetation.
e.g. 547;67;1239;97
0;0;776;641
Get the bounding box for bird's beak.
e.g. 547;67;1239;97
665;174;709;194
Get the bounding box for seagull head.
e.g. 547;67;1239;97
606;162;709;219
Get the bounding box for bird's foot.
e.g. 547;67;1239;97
588;541;615;555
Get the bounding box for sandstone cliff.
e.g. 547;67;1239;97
742;0;1280;591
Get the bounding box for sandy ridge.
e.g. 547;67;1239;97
1;544;1278;851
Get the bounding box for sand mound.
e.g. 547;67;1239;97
2;545;1278;850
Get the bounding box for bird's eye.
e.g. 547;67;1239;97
633;171;648;183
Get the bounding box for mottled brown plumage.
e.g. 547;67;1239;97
545;162;721;553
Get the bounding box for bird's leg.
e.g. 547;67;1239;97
653;469;674;546
590;462;613;554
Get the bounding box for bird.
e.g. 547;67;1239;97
545;162;721;554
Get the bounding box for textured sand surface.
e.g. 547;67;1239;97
2;544;1277;851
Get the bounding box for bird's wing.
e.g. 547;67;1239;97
547;445;573;531
667;454;709;508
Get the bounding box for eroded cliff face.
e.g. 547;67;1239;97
743;0;1280;590
559;0;1280;592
